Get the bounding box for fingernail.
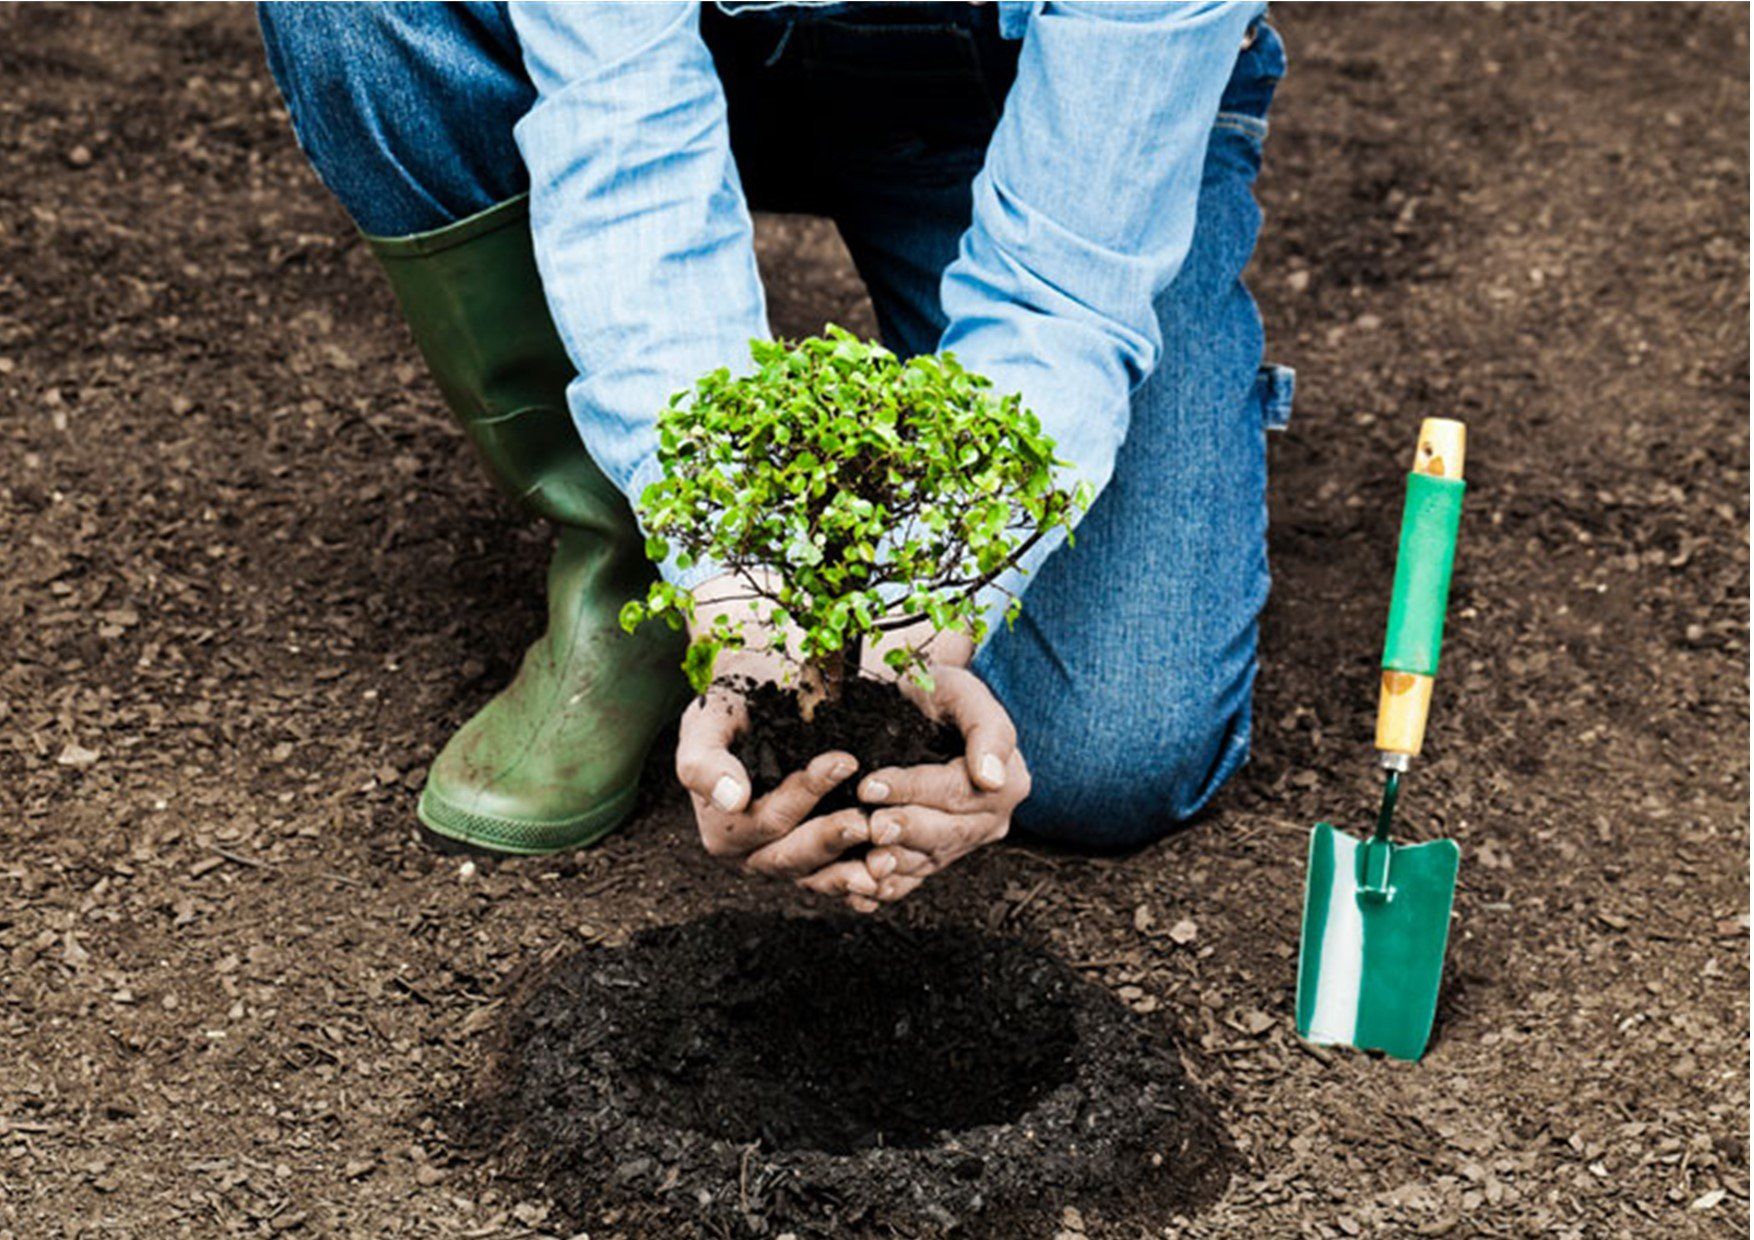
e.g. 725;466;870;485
841;820;868;844
711;775;742;811
874;818;901;846
978;753;1006;789
862;779;890;802
848;871;878;896
833;757;857;781
869;852;897;879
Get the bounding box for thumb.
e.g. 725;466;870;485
907;666;1016;792
676;691;752;812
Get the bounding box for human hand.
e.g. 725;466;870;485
853;664;1030;905
672;575;886;911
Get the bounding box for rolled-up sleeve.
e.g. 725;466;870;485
509;1;767;588
942;1;1263;629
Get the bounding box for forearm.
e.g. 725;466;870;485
509;1;766;588
938;2;1264;632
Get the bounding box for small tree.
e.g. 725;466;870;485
622;327;1088;712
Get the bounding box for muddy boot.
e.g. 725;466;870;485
367;196;689;855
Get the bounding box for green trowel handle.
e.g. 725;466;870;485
1383;476;1465;675
1377;419;1466;758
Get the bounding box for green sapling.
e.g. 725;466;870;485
622;326;1088;718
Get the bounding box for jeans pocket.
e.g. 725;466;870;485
1257;364;1295;432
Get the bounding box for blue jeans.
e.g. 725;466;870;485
258;3;1291;849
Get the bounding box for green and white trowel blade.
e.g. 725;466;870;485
1296;418;1469;1063
1296;823;1459;1061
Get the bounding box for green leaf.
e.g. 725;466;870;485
629;331;1084;693
681;639;721;697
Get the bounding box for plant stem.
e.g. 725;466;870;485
799;646;849;723
844;633;864;693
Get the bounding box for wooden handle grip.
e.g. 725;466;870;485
1413;418;1466;481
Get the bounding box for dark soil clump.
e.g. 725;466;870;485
467;912;1234;1237
732;677;961;811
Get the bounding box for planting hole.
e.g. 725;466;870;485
469;912;1233;1235
607;917;1076;1153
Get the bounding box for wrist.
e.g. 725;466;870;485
688;572;977;682
866;620;974;675
689;569;791;688
687;569;776;641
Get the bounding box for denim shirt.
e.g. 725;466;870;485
507;1;1265;610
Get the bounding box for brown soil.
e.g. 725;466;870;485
469;911;1231;1236
0;4;1746;1239
732;677;962;811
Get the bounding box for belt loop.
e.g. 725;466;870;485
1259;364;1295;432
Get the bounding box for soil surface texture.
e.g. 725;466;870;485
733;678;962;811
470;911;1231;1236
0;4;1747;1239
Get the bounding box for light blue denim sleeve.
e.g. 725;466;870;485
940;1;1265;634
508;1;761;590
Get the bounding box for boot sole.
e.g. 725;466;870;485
415;778;641;857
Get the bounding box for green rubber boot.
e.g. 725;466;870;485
367;196;689;855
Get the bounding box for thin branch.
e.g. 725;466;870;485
868;611;928;633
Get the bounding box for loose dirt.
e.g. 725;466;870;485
733;678;962;810
0;4;1746;1238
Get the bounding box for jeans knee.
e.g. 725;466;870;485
259;3;376;106
1014;694;1251;851
258;3;529;235
259;4;395;166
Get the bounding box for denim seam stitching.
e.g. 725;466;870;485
1214;115;1269;140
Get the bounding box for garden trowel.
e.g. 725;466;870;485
1296;418;1467;1062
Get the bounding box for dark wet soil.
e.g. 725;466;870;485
469;912;1234;1237
733;677;962;811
